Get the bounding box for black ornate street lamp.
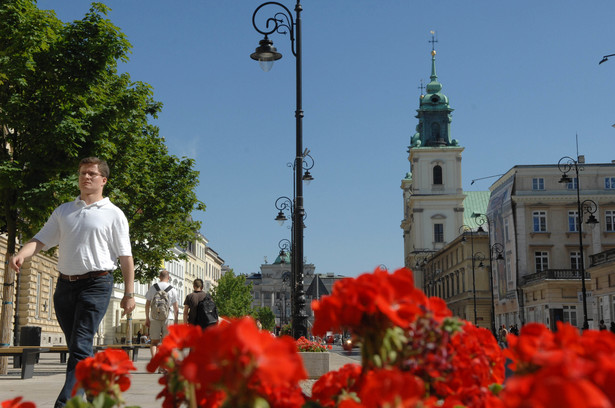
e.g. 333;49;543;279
252;0;308;339
472;213;505;337
558;156;599;330
459;225;479;325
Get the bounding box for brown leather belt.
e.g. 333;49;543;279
59;271;110;282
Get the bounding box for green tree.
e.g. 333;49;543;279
211;271;254;318
0;0;203;371
254;306;276;332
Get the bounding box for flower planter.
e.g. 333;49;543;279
299;352;330;379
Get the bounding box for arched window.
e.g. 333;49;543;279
433;165;443;185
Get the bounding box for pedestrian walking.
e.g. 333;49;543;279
10;157;135;408
183;278;208;324
145;269;178;363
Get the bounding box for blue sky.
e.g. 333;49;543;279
40;0;615;278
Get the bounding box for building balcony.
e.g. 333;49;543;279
522;269;590;285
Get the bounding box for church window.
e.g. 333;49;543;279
434;223;444;243
433;165;443;185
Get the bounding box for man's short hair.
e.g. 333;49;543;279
159;269;170;280
193;278;204;289
79;157;110;178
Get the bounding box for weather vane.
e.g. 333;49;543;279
429;30;438;52
418;79;425;96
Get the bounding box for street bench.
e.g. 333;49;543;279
0;346;50;379
94;344;149;362
48;345;69;363
11;345;68;367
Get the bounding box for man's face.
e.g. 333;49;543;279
78;163;107;195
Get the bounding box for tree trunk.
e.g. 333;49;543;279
0;211;18;374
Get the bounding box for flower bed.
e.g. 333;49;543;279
5;267;615;407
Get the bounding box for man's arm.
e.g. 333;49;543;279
119;255;135;317
145;300;151;328
9;239;45;272
183;305;190;324
173;301;179;325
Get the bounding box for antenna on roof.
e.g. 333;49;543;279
470;174;504;185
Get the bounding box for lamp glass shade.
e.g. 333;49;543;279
250;38;282;72
275;210;287;225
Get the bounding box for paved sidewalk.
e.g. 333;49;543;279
0;350;358;407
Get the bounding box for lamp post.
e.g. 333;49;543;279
558;156;599;330
489;243;504;335
459;225;478;325
413;250;435;295
252;0;308;339
472;213;505;337
275;266;291;329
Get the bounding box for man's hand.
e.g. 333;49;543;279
9;240;45;273
9;255;24;273
120;296;136;317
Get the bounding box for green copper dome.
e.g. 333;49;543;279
411;48;458;148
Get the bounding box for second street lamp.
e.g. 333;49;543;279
558;155;599;330
252;0;308;339
472;212;505;337
459;225;478;325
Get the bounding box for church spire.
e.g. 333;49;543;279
409;31;459;149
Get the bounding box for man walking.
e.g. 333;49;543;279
145;269;178;361
183;278;208;324
10;157;135;408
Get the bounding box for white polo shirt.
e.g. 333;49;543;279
34;197;132;275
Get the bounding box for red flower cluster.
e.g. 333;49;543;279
71;348;136;401
147;317;307;407
296;336;332;352
312;267;447;338
501;322;615;408
312;267;504;407
1;397;35;408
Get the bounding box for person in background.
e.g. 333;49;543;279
599;319;607;331
10;157;135;408
145;269;178;365
183;278;208;324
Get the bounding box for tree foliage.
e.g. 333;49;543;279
0;0;204;284
253;306;276;332
211;271;254;319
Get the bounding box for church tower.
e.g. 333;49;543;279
401;41;466;289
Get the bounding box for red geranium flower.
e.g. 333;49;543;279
358;368;425;407
501;322;615;407
311;363;362;407
72;348;136;400
152;317;306;407
1;397;36;408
